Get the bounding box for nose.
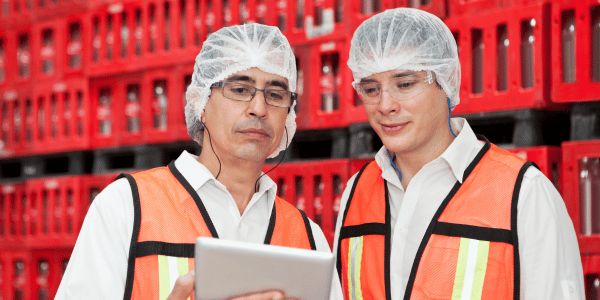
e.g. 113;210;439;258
377;89;400;115
247;90;269;119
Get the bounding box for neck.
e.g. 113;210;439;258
197;144;265;215
393;130;455;190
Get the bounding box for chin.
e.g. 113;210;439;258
235;146;272;161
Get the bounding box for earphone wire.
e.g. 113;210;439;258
254;127;288;193
203;123;222;180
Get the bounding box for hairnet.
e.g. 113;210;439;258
185;23;297;158
347;8;461;108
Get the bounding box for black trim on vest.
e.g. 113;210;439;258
339;222;386;239
464;134;491;182
136;241;195;258
299;210;317;250
114;173;128;182
336;161;371;281
511;161;538;300
384;182;392;300
121;174;142;300
403;138;492;300
168;162;219;238
433;222;513;244
263;202;277;244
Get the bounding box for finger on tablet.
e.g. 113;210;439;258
166;270;195;300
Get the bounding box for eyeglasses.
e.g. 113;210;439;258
354;72;433;105
210;81;297;108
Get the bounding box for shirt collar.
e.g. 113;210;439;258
173;151;277;204
374;117;481;185
439;118;481;183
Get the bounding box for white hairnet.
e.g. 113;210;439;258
348;8;461;109
185;23;297;158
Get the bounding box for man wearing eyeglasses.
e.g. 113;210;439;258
333;8;583;300
56;24;342;300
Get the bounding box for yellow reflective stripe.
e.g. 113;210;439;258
177;257;191;300
177;257;189;276
452;238;491;300
353;237;364;300
347;238;354;300
347;237;364;300
470;241;490;300
158;255;171;300
452;238;471;300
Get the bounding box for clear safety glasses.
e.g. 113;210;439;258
354;71;435;105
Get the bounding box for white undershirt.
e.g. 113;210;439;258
56;151;343;300
333;118;584;300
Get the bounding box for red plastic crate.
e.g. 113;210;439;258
144;67;187;144
21;174;113;249
551;0;600;103
0;248;73;300
1;85;31;158
25;78;91;156
32;18;65;84
1;250;31;300
507;146;562;192
296;38;355;130
562;140;600;254
29;248;72;300
63;14;89;78
87;1;149;77
263;159;350;246
0;182;25;248
13;26;33;85
446;3;560;115
90;73;145;149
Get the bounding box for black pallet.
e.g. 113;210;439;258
458;109;570;147
92;141;201;174
0;151;93;182
267;128;349;163
570;102;600;141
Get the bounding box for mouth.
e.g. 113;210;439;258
380;122;409;134
238;128;271;139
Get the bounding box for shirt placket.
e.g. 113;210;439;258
390;167;430;299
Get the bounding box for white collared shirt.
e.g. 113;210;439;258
333;118;584;299
56;151;343;299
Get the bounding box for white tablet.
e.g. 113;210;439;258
194;237;334;300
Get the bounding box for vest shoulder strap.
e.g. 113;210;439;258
119;173;142;300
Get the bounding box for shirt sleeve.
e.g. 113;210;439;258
309;219;344;300
54;178;134;300
518;166;585;300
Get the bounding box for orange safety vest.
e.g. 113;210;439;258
337;138;537;300
117;162;317;300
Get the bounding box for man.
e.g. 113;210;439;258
56;24;342;300
333;8;584;300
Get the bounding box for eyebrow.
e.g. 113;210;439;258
226;75;289;90
359;71;421;83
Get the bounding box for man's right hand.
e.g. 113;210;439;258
228;290;296;300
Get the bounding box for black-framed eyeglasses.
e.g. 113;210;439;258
210;81;297;108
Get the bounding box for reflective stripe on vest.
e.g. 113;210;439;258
119;162;317;300
337;137;535;300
